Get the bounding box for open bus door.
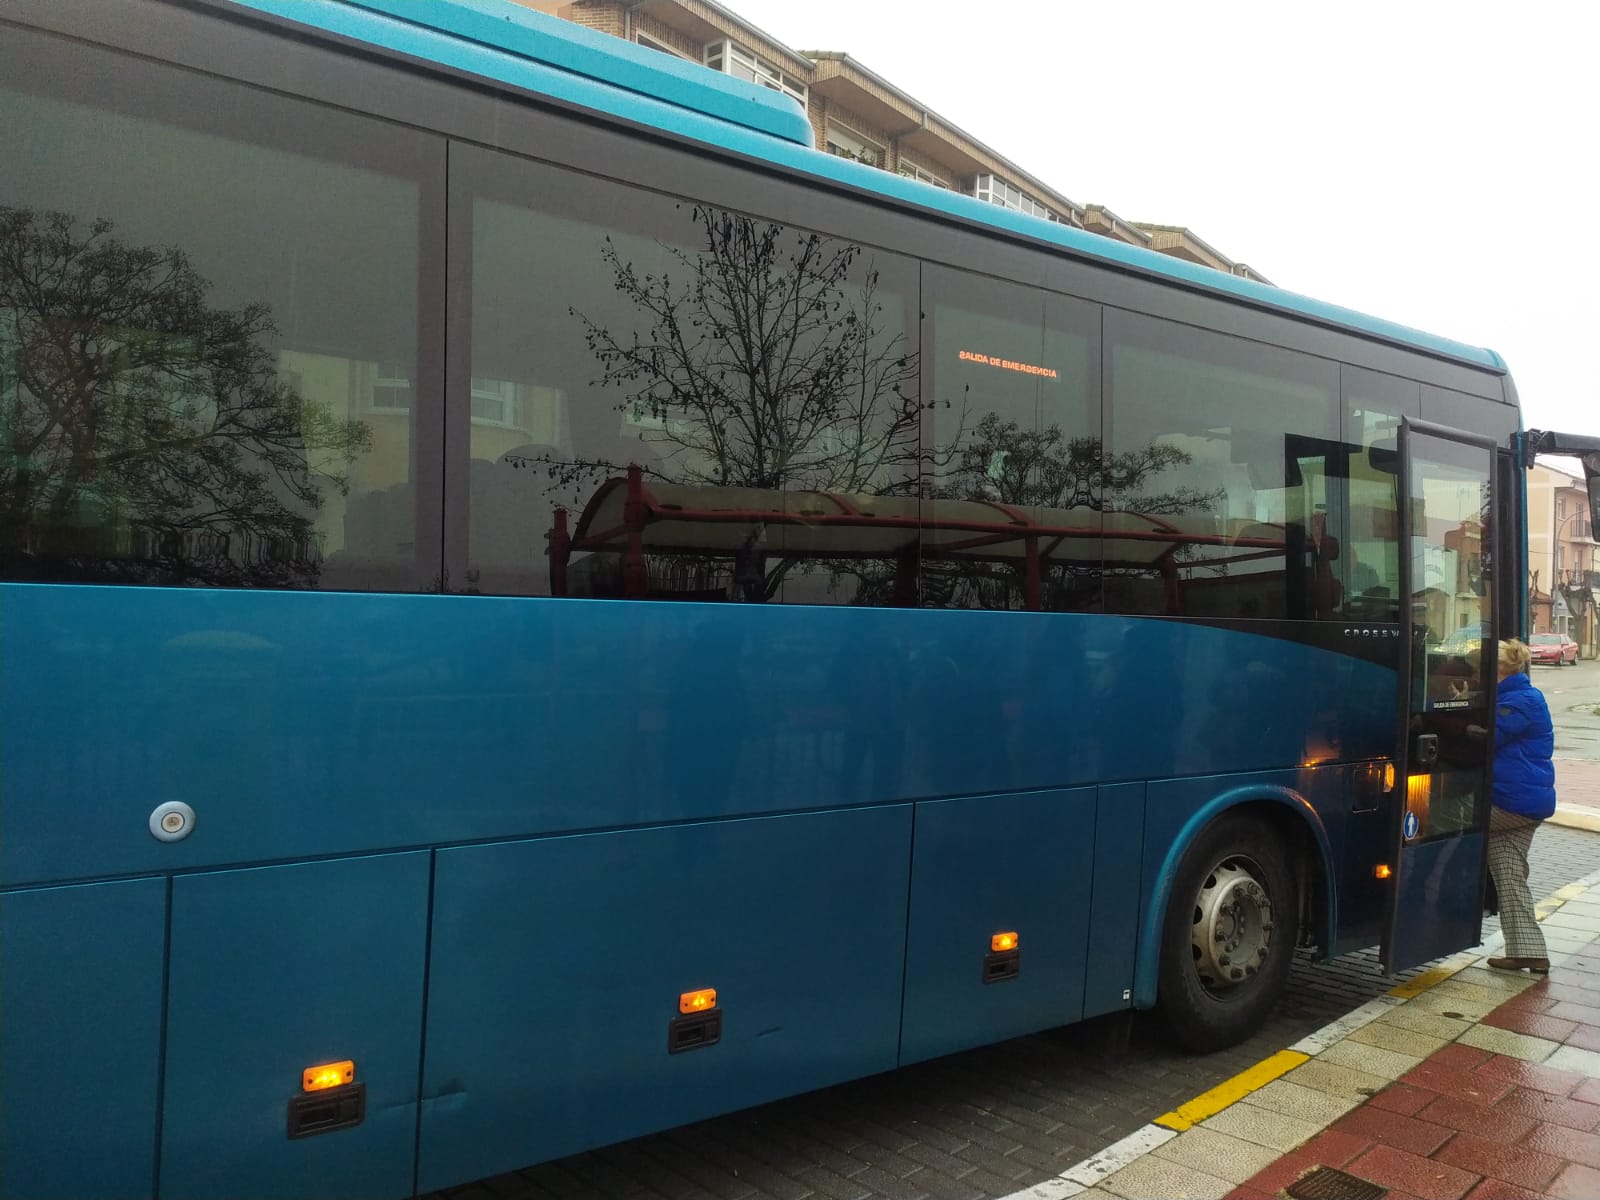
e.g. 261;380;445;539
1382;420;1499;973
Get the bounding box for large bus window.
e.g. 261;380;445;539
921;268;1101;611
1103;311;1340;619
1342;366;1420;623
0;54;436;590
457;147;920;603
1405;431;1495;840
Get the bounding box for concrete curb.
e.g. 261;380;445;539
1550;804;1600;832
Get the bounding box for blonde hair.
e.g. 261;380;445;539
1498;638;1531;676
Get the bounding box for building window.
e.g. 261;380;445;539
896;154;950;189
635;33;689;59
973;173;1060;222
470;377;522;429
824;120;884;168
703;40;807;105
371;362;411;412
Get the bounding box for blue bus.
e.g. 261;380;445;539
3;1;1597;1197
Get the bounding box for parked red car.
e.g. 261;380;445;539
1529;632;1579;666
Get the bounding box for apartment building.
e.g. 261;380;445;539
516;0;1271;283
1527;459;1598;655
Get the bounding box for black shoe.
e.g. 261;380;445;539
1487;955;1549;974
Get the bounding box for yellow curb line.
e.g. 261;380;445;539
1387;962;1460;1000
1153;1049;1309;1131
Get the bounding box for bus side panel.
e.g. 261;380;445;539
0;878;167;1200
899;788;1095;1064
1334;800;1389;957
1083;782;1146;1018
159;852;430;1200
417;806;912;1193
2;588;1393;890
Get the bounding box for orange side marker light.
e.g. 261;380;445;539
302;1061;355;1092
679;988;717;1014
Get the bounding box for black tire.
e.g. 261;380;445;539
1156;813;1299;1053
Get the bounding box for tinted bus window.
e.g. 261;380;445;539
921;268;1101;611
0;49;437;590
1342;366;1420;622
1104;311;1340;619
455;146;920;604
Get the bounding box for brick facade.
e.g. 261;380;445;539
553;0;625;39
632;12;700;58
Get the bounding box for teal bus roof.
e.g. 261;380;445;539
232;0;814;147
227;0;1506;376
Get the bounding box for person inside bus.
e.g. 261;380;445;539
1484;638;1556;974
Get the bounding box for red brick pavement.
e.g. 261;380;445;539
1554;757;1599;816
1229;933;1600;1200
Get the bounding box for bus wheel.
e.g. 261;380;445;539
1157;814;1298;1052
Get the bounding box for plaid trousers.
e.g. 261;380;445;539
1488;806;1546;959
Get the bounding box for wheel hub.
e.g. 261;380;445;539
1190;860;1274;992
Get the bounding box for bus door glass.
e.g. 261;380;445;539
1382;420;1497;973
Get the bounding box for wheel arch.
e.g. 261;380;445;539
1132;785;1336;1011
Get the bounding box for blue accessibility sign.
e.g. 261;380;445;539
1402;811;1420;841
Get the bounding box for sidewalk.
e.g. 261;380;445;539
1226;927;1600;1200
1008;874;1600;1200
1550;757;1600;833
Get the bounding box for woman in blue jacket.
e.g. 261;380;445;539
1486;638;1557;974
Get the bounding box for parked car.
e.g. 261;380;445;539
1430;626;1486;659
1529;632;1579;666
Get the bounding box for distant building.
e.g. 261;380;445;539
1528;458;1597;655
517;0;1271;283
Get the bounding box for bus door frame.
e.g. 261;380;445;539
1381;418;1499;974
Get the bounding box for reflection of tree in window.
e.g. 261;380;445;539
555;204;921;601
924;414;1217;611
1105;316;1339;619
0;207;369;585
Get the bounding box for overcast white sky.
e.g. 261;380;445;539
724;0;1598;437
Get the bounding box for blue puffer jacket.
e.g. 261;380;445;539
1492;672;1557;820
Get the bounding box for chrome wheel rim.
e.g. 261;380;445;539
1189;857;1274;994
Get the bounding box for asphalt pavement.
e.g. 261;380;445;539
1535;657;1599;764
1535;657;1599;832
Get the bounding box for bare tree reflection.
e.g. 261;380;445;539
573;204;920;493
0;208;369;585
534;204;1227;607
523;204;925;600
897;415;1223;609
947;414;1220;513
